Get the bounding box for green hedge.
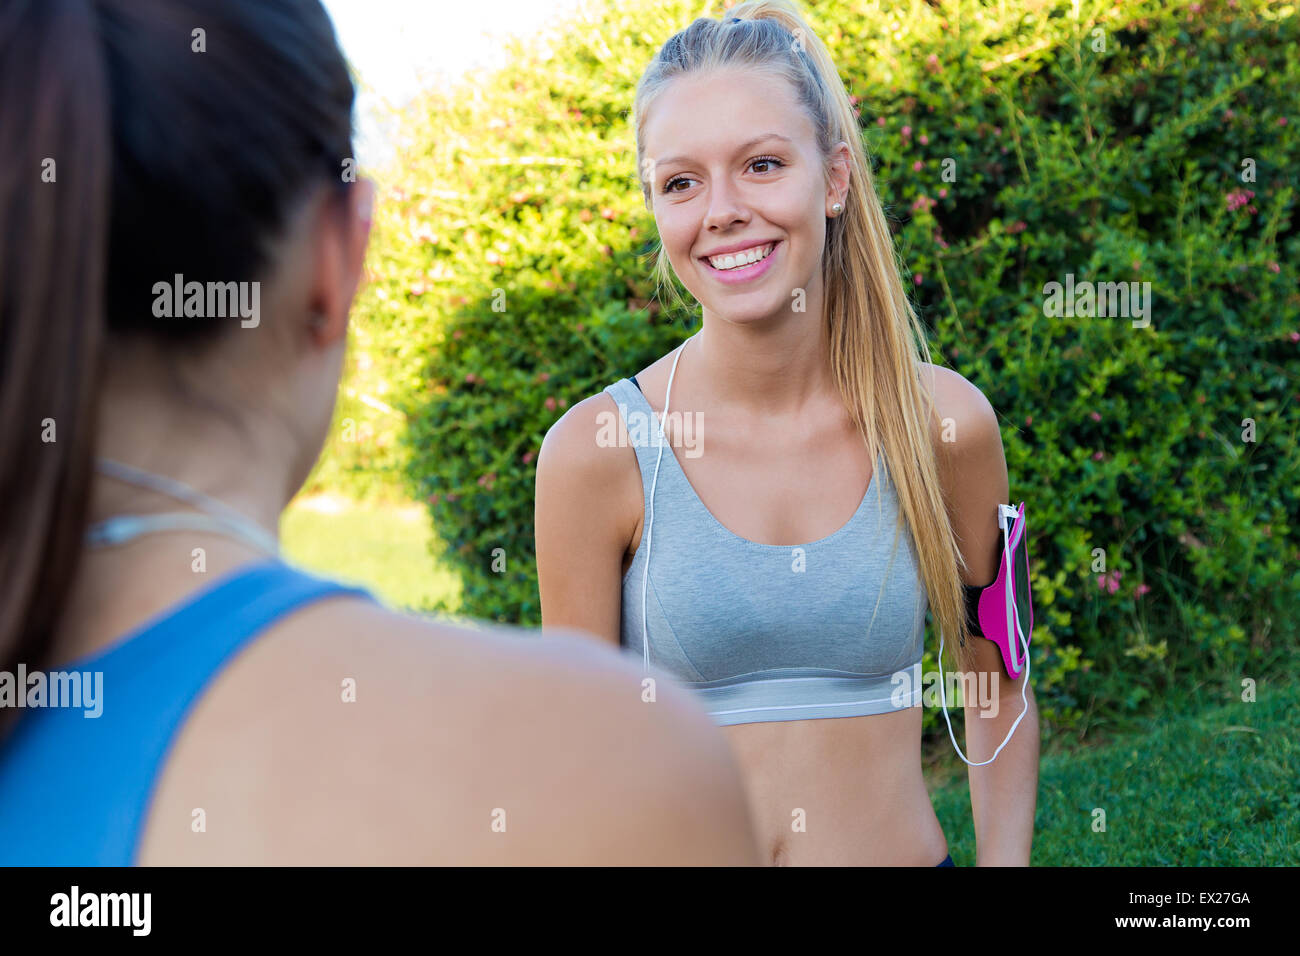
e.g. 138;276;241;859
352;0;1300;740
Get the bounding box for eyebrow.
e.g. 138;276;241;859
655;133;794;171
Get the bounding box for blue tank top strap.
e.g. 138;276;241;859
0;559;376;865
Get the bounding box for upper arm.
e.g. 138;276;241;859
534;393;639;646
921;364;1025;697
922;363;1009;588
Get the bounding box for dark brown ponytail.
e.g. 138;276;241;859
0;0;355;726
0;0;108;699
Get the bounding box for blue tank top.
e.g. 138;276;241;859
0;560;375;865
605;376;928;726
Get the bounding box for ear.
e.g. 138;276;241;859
825;140;851;212
307;177;375;348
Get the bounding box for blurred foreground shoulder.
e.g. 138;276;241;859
142;596;757;865
343;603;761;865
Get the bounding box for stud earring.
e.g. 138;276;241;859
830;202;844;216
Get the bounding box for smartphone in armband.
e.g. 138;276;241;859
961;501;1034;679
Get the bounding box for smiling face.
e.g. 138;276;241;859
642;67;846;326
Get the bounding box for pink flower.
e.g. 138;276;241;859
913;273;923;285
537;371;551;382
1269;262;1281;274
901;125;912;138
1288;331;1299;342
1025;415;1033;426
1280;117;1289;126
877;116;886;127
1090;411;1101;421
919;134;929;145
1135;583;1151;598
544;396;557;411
938;187;948;198
1225;189;1255;211
912;160;924;171
1092;451;1104;461
993;126;1002;137
522;451;535;465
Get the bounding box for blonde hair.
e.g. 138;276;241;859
633;0;978;672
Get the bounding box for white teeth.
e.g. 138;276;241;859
707;242;774;271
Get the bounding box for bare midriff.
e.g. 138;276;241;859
720;708;950;866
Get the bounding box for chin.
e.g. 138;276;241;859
700;296;791;326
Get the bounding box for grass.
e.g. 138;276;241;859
279;492;460;612
928;669;1300;866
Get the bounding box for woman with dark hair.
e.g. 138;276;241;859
0;0;758;866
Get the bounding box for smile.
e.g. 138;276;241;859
699;240;782;284
704;242;777;271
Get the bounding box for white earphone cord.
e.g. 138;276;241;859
935;504;1032;766
639;342;1030;768
640;334;694;673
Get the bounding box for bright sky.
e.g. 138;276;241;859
320;0;590;167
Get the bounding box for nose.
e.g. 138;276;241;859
702;176;750;232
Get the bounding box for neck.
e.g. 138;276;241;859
89;359;301;539
695;278;836;416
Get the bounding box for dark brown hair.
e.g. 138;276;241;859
0;0;356;720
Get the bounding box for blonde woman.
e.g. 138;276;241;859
537;0;1038;866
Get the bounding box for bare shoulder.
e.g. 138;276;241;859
138;594;757;865
917;363;1010;585
536;388;632;488
917;361;1001;460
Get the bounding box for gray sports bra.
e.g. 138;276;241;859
603;339;929;726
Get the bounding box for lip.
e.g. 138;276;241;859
699;237;782;258
699;240;781;285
